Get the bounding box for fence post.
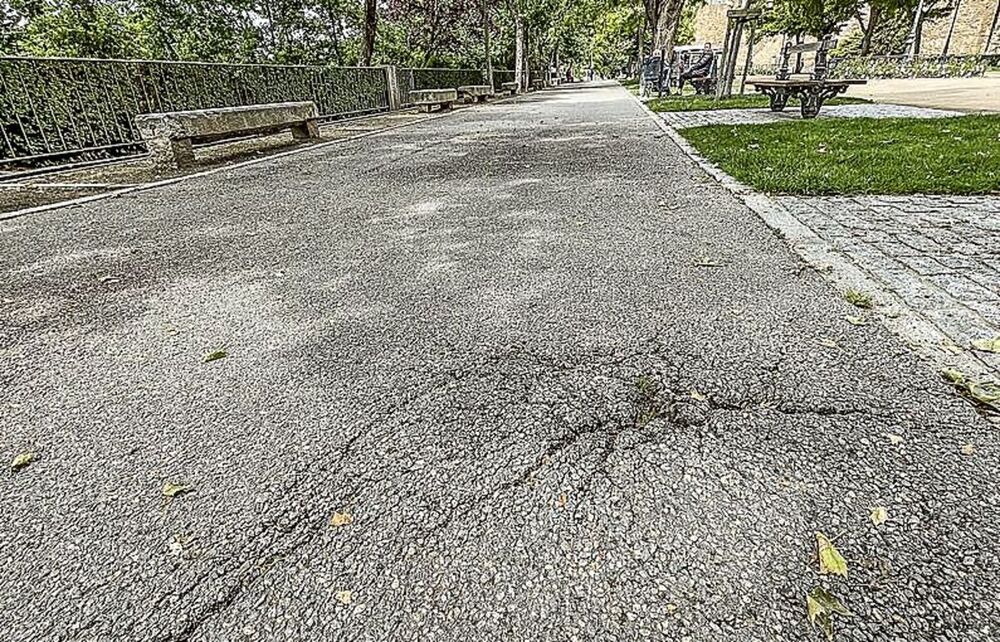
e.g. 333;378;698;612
384;65;402;111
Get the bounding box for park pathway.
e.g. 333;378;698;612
1;82;996;641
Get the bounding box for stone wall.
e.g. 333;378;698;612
690;0;1000;63
921;0;999;55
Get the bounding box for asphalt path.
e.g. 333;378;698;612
1;82;997;641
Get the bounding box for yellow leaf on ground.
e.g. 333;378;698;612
330;512;353;527
870;506;888;527
844;315;868;326
335;590;353;605
971;336;1000;353
807;586;852;641
203;349;228;363
168;533;194;557
816;532;848;577
162;482;193;498
690;390;708;402
887;434;903;445
819;338;839;349
11;452;36;471
961;444;976;456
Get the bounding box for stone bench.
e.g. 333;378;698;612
410;89;458;113
458;85;494;103
500;82;518;96
135;101;320;169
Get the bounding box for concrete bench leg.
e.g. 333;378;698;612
146;136;195;169
440;102;453;112
291;119;321;140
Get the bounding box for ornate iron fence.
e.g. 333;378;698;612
491;70;516;86
0;56;390;165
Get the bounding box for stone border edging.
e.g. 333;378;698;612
624;86;997;388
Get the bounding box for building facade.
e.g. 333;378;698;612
691;0;1000;71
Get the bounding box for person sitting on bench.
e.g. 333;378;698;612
678;43;713;93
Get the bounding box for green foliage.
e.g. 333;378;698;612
761;0;860;38
12;1;160;58
681;115;1000;195
832;54;989;79
1;0;646;77
675;0;705;46
834;8;912;56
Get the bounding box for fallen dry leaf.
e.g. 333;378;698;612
887;434;904;445
941;369;1000;411
168;533;194;557
162;482;193;498
816;532;848;577
961;444;976;456
11;452;36;471
335;590;353;605
690;390;708;402
971;336;1000;353
844;315;868;326
807;586;852;641
870;506;888;527
203;349;228;363
844;289;873;309
818;338;839;349
330;511;353;527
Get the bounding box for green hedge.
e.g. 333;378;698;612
831;55;988;79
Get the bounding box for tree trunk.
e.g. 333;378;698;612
860;5;880;56
942;0;963;55
636;1;645;76
482;0;494;87
361;0;377;66
654;0;685;58
987;0;1000;53
514;10;526;91
906;0;927;57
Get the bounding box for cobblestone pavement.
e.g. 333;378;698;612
775;195;1000;381
658;103;961;128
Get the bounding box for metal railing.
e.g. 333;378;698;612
491;70;516;86
398;67;487;103
0;56;390;165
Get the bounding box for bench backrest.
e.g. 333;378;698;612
776;37;837;81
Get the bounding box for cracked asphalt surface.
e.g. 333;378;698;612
1;82;998;641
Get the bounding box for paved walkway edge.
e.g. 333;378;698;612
626;89;996;389
0;100;510;223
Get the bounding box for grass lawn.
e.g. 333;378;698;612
681;115;1000;195
647;93;868;112
619;78;640;95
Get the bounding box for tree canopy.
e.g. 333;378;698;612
0;0;660;76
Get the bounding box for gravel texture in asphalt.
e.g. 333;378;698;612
1;82;997;641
